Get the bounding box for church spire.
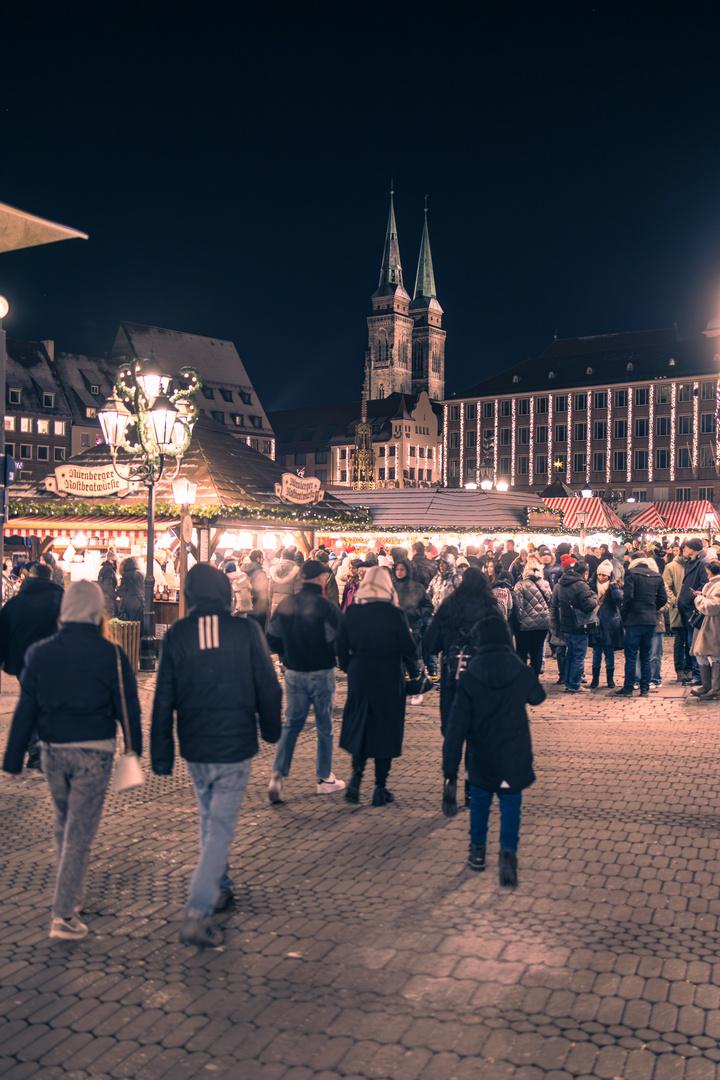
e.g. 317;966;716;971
373;186;408;299
412;200;437;302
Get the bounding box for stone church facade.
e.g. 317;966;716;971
367;194;445;403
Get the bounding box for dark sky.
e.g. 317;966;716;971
3;3;720;411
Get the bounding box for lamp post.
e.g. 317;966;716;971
576;509;588;555
98;359;201;671
172;478;198;618
705;510;715;548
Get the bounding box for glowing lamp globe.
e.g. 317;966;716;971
0;296;9;319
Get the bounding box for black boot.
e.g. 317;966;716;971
372;785;394;806
345;769;363;804
468;843;486;872
606;670;615;688
590;666;600;689
499;849;518;888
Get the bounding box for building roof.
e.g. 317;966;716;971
108;322;274;435
410;207;441;312
268;392;443;451
52;352;117;426
5;339;73;418
329;487;541;530
450;328;717;400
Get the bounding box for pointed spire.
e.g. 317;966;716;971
373;186;408;299
413;200;437;302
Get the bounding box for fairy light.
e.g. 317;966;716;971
493;398;499;482
566;394;572;484
693;381;700;473
716;378;720;471
443;404;448;486
511;397;516;486
648;384;654;482
529;396;534;487
270;438;276;461
585;391;591;485
548;393;553;481
670;383;676;481
606;388;611;485
459;407;465;483
626;388;632;483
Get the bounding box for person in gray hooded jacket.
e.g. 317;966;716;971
267;548;302;616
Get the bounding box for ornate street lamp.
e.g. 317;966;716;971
98;358;201;671
171;477;198;618
576;508;589;555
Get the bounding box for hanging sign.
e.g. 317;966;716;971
525;508;563;530
274;472;324;504
44;464;138;498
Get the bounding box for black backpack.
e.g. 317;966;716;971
445;619;484;681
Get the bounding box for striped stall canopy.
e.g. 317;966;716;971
4;516;179;542
628;501;720;533
541;497;625;532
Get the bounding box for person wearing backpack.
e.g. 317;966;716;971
424;567;502;812
441;615;546;887
512;556;552;675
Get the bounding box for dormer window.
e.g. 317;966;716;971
512;375;520;383
219;389;233;402
240;391;252;405
548;372;556;380
90;385;99;395
8;388;21;405
626;363;634;372
43;392;55;408
202;386;215;399
86;407;97;419
586;367;594;375
669;358;676;367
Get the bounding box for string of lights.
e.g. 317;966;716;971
443;404;448;486
493;399;499;482
566;395;572;484
529;396;534;487
459;407;465;482
626;389;632;483
606;388;612;485
716;379;720;468
585;391;591;485
693;381;700;473
476;407;481;486
670;383;676;481
548;394;553;480
648;384;654;482
511;398;516;486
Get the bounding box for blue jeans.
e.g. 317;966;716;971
273;668;335;780
41;746;114;920
565;633;588;690
624;624;655;691
470;787;522;851
592;645;615;671
636;631;663;684
186;759;252;917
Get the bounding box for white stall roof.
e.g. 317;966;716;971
330;487;541;530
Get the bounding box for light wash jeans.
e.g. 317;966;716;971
273;668;335;780
636;631;664;684
41;745;114;920
186;759;252;917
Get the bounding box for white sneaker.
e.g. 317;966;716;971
268;773;285;804
410;694;424;705
49;916;88;940
317;773;346;794
649;682;661;692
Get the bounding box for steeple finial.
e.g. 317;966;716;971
373;188;408;298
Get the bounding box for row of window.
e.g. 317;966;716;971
337;445;434;461
7;389;56;409
7;443;65;462
452;446;715;477
202;387;253;405
278;449;328;467
449;382;715;421
338;467;432;483
451;413;717;449
5;417;67;436
209;410;263;428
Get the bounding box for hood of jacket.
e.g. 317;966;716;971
492;572;514;590
392;555;413;580
464;643;523;691
559;569;585;588
270;559;300;585
627;559;660;576
184;563;232;614
123;557;139;573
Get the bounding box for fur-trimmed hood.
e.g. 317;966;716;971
270;559;301;585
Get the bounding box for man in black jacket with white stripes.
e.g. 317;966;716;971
151;564;281;948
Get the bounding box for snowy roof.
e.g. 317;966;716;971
6;339;73;418
52;352;117;425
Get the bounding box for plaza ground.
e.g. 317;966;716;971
0;642;720;1079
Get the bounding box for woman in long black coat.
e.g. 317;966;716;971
337;566;418;807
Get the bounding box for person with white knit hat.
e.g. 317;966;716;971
337;567;418;806
588;560;624;689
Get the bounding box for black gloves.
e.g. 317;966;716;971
442;778;458;818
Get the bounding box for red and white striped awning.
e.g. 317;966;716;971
628;501;720;533
542;497;625;532
4;516;179;543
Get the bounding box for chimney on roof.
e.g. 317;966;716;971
42;339;54;361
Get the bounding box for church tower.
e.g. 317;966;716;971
367;190;414;400
409;202;445;401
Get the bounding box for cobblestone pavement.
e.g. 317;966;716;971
1;641;720;1079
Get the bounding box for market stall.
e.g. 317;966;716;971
624;500;720;535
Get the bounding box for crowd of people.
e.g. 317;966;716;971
1;529;719;949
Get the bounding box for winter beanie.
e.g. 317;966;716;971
60;580;105;625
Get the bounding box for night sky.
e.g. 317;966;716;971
3;4;720;411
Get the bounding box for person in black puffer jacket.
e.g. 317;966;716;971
513;556;552;674
549;558;599;694
117;558;145;621
615;553;668;697
97;550;118;616
410;541;437;589
3;581;141;942
151;564;281;948
442;615;546;887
